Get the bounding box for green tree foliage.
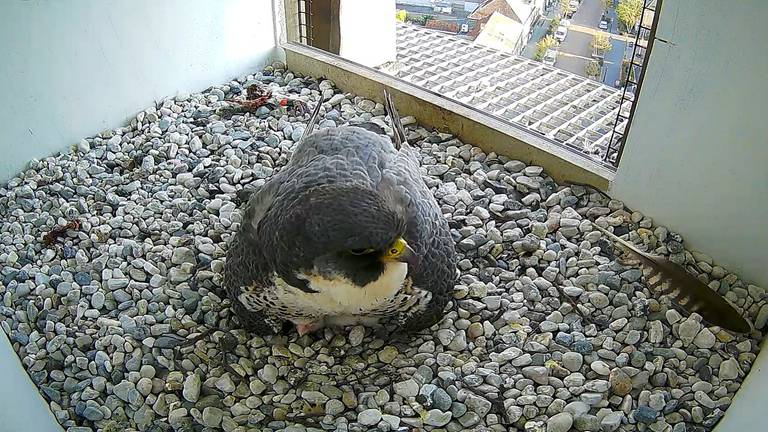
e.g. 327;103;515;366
585;60;601;78
395;10;407;23
616;0;643;31
534;35;557;61
591;32;613;53
621;60;636;85
548;17;561;35
405;14;430;26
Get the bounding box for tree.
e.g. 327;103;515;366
557;0;570;18
591;32;613;53
395;10;407;23
585;60;601;78
406;14;431;26
616;0;643;32
621;60;636;85
534;35;557;61
548;17;561;35
600;0;613;11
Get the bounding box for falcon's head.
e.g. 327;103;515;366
260;183;417;290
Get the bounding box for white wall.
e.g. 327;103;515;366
0;330;62;431
611;0;768;289
338;0;397;68
610;4;768;428
0;0;279;426
0;0;279;182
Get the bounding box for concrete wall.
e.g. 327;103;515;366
0;0;279;427
0;330;63;431
610;0;768;289
0;0;279;182
338;0;397;68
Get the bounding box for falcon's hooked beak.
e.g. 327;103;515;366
382;237;417;266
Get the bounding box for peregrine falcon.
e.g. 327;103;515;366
223;90;457;336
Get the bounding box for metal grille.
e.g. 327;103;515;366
607;0;662;166
380;24;626;166
297;0;311;45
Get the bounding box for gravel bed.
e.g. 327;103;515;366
0;62;765;432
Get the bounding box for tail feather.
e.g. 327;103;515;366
300;99;323;141
384;89;408;149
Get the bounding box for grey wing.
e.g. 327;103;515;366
289;127;395;184
380;147;457;295
223;170;290;333
242;173;283;232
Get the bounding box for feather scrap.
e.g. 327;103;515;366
593;224;752;333
384;89;408;149
300;99;323;141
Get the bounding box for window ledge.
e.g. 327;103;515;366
282;43;615;190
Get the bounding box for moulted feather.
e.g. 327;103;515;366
384;89;408;149
593;224;751;333
300;99;324;141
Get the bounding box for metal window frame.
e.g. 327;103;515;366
288;0;664;170
297;0;310;45
608;0;664;166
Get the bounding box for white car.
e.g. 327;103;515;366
560;19;571;27
569;0;579;12
599;15;610;30
554;26;568;42
543;49;557;66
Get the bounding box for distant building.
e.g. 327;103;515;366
463;2;481;12
425;19;460;33
432;1;453;14
466;0;541;55
472;11;527;54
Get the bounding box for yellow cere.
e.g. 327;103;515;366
384;237;407;259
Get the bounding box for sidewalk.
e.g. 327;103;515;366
602;37;628;87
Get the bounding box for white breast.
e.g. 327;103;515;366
272;262;408;319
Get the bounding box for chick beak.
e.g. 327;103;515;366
396;244;418;267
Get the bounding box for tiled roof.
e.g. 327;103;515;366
377;23;631;165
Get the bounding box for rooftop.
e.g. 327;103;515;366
467;0;532;22
378;23;632;165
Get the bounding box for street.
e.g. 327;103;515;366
523;0;627;87
555;0;603;77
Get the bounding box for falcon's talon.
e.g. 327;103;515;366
295;321;323;336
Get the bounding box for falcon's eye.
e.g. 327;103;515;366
348;248;375;255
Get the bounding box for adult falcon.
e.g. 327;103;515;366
223;90;456;336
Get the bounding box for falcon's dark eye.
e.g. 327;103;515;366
348;248;375;255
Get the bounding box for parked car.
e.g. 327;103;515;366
554;25;568;42
560;19;571;27
568;0;579;12
543;49;557;66
599;15;610;30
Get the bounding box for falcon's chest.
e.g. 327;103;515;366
242;262;411;319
